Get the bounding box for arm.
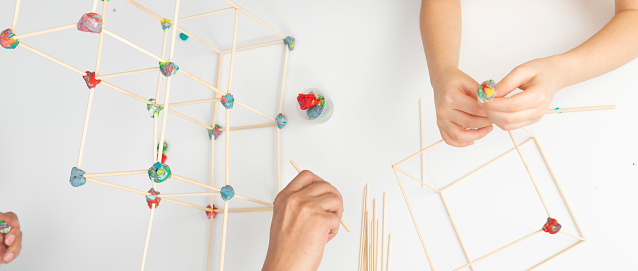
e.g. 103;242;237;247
485;0;638;130
262;171;343;271
421;0;493;147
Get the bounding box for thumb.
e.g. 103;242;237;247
496;66;534;98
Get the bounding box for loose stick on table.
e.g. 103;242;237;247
178;7;235;22
453;230;542;271
528;241;584;270
440;193;474;271
392;167;435;270
18;43;84;75
289;160;352;232
359;185;368;271
440;137;534;192
546;105;615;114
219;122;276;131
84;170;147;178
419;99;426;188
167;108;213;130
386;234;392;271
235;101;277;121
98;67;158;80
393;139;444;167
222;39;284;54
508;131;551;217
372;199;377;271
12;0;22;31
394;167;440;193
168;98;221;107
14;23;75;39
533;136;586;239
140;204;156;271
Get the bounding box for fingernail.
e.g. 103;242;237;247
5;235;14;246
4;253;14;263
487;126;494;133
467;141;474;146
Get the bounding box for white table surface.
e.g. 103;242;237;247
1;0;636;270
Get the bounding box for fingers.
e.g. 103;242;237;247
0;234;6;260
486;107;543;130
439;121;493;147
0;213;19;229
496;66;535;98
324;213;342;243
284;170;324;193
3;232;21;264
484;87;544;113
449;110;492;129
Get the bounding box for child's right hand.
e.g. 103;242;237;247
432;68;494;147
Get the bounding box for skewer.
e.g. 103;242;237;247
178;69;226;96
528;241;584;270
277;128;281;192
100;81;150;104
289;160;352;232
440;194;474;271
13;23;75;40
393;139;444;167
207;53;223;271
168;98;221;107
219;202;230;271
386;234;392;271
453;230;542;271
84;170;147;178
18;43;84;75
546;105;615;114
166;108;213;130
394;167;439;193
98;67;158;79
140;205;156;271
359;185;368;271
102;29;165;62
508;131;551;217
221;39;284;54
177;8;236;22
381;192;387;271
227;8;240;93
12;0;22;32
176;27;221;53
419;99;426;188
218;122;276;131
235;101;277;121
278;47;289;113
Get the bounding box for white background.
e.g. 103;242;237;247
1;0;637;270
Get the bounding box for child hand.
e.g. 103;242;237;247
484;57;563;130
432;68;493;147
0;212;22;264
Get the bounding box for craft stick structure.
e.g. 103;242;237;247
392;102;614;270
4;0;294;270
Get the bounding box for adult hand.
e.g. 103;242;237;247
432;68;493;147
484;57;563;130
262;170;343;271
0;212;22;265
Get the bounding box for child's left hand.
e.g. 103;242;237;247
484;56;565;130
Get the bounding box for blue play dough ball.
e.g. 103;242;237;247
179;33;189;41
220;185;235;201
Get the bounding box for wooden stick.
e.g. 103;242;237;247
528;241;584;270
98;67;158;79
140;204;156;271
13;23;75;39
237;8;285;38
440;137;534;192
440;193;475;271
178;7;236;22
227;8;240;93
533;137;586;239
386;234;392;271
381;192;387;271
172;174;220;191
277;47;289;113
12;0;22;32
153;30;169;165
76;89;95;169
218;122;276;131
546;105;615;114
178;69;226;96
372;198;376;271
159;192;220;197
168;0;181;61
277;128;281;192
508;131;551;217
18;43;84;75
559;230;585;241
85;177;148;196
176;27;221;53
100;81;150;104
84;170;147;178
419;99;426;188
233;194;274;207
207;53;223;271
359;185;368;271
394;167;440;193
95;0;109;75
161;198;214;212
102;29;165;62
167;108;213;130
206;205;215;271
235;101;277;121
219;201;230;271
453;230;542;271
168;98;221;107
125;0;162;20
290;160;352;232
392;167;435;270
222;39;284;54
225;108;231;186
91;0;99;13
393;139;444;167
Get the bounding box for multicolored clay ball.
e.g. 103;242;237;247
283;36;295;51
148;162;172;183
83;71;101;89
220;185;235;201
221;94;234;109
146;188;161;209
160;18;172;30
159;62;179;77
0;222;10;234
208;124;223;140
542;217;561;234
0;29;19;49
477;79;497;103
276;114;287;129
206;204;217;219
147;98;163;118
77;13;103;33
